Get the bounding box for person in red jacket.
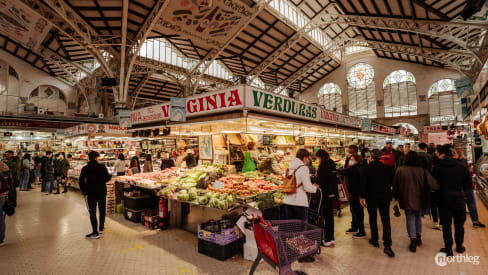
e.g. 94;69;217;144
381;142;395;167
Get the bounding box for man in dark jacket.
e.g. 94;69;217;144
40;152;50;192
417;143;433;171
360;149;395;257
79;151;111;239
432;145;472;256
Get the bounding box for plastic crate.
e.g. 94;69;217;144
124;208;144;223
123;195;151;210
198;220;240;245
198;238;243;261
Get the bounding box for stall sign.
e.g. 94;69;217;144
455;78;474;98
424;125;444;133
186;86;244;117
246;87;318;122
170;97;187;122
131;103;170;125
117;109;132;127
64;124;127;136
0;118;76;129
361;118;372;132
371;123;396;134
319;109;362;128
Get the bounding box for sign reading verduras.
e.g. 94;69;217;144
246;87;318;122
158;0;255;49
0;0;52;50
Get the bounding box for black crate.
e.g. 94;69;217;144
123;195;151;210
124;208;144;223
198;238;243;261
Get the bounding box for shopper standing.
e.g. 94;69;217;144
40;152;50;192
360;148;370;166
339;153;365;239
0;161;13;247
417;143;433;171
381;142;395;167
453;148;485;228
79;151;111;239
283;149;318;262
43;155;55;196
33;153;42;184
19;154;31;191
126;159;140;176
432;145;472;256
360;149;395;257
315;149;339;247
4;151;19;206
393;151;439;253
143;154;153;173
55;153;70;194
394;145;405;167
114;153;126;176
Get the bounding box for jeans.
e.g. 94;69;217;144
405;210;422;238
86;194;106;234
349;195;365;233
367;200;391;246
322;199;335;242
465;189;479;223
19;169;29;190
45;180;54;193
283;204;308;221
440;204;466;250
0;196;5;242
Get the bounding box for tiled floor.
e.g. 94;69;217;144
1;187;488;275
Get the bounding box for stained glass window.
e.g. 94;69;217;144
383;70;417;117
347;63;376;118
318;83;342;113
428;79;461;125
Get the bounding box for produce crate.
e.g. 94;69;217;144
198;238;243;261
123;195;151;210
198;219;240;245
124;208;144;223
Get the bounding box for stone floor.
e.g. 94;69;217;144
1;187;488;275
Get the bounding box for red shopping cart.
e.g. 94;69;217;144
249;217;322;275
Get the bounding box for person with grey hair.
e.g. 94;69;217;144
360;149;395;257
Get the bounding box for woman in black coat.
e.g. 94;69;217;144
316;150;339;247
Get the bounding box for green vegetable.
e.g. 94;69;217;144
197;196;209;205
188;189;197;201
177;190;190;201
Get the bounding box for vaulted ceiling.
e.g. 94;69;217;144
0;0;486;108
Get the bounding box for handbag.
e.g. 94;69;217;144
3;198;15;216
281;165;305;194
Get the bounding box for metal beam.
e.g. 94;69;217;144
316;13;487;64
271;51;331;93
40;48;92;75
117;0;129;106
131;73;152;109
18;0;115;78
190;0;273;95
122;0;170;107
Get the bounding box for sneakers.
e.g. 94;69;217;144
440;247;454;257
473;221;486;228
345;228;358;234
0;242;5;247
85;233;100;239
433;222;441;230
352;232;366;239
99;229;104;234
322;240;335;247
369;239;379;248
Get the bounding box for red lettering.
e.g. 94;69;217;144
161;105;169;117
227;89;242;107
187;99;198;113
206;94;218;110
219;92;227;108
198;97;205;112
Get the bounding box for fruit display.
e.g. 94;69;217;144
118;167;183;188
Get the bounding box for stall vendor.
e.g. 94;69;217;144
242;142;259;173
258;150;285;175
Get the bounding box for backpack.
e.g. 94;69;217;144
281;165;305;194
0;171;13;194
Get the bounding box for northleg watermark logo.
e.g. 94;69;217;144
435;252;480;267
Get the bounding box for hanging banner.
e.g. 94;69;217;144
246;87;318;122
117;109;132;127
0;0;52;50
170;97;186;122
319;109;362;128
158;0;255;49
130;103;170;125
455;78;474;98
361;118;372;132
423;125;444;133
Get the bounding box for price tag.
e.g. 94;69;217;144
213;180;225;189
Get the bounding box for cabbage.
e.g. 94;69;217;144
197;196;209;205
188;189;197;201
177;190;190;201
218;200;229;210
209;198;219;208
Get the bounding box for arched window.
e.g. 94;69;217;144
0;60;20;113
318;83;342;113
347;63;376;118
28;85;67;114
428;79;461;125
383;70;417;117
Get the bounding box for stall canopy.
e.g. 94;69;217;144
130;85;396;135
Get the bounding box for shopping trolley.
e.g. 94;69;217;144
248;216;322;275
